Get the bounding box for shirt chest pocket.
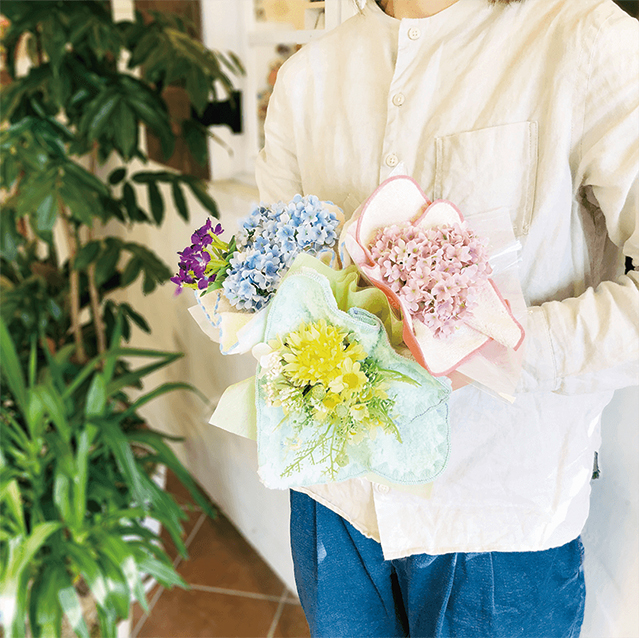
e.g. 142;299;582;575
433;121;539;237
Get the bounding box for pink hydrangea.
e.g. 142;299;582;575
370;222;492;338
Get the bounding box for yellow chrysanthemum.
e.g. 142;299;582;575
282;320;365;388
329;358;368;396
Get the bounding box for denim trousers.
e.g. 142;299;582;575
290;491;586;638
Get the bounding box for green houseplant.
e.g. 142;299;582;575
0;314;213;638
0;1;243;636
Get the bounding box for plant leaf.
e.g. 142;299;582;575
25;389;46;441
94;238;122;287
66;544;110;613
147;181;164;225
95;605;118;638
72;425;96;532
96;553;131;620
122;304;151;333
122;182;138;220
131;170;176;184
87;92;120;142
182;119;208;168
184;179;218;217
120;257;143;287
135;552;188;590
29;562;64;638
2;523;62;584
53;464;73;523
74;240;102;271
142;272;156;294
185;65;209;115
108;167;127;185
128;430;215;519
118;382;196;420
0;316;28;410
57;565;91;638
100;536;148;613
113;102;138;160
0;478;26;536
33;192;58;240
0;208;24;261
64;161;110;197
36;384;72;443
59;179;97;226
85;373;107;417
99;419;148;507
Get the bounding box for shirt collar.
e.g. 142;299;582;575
364;0;480;29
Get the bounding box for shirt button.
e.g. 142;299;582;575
376;483;390;494
408;27;421;40
392;93;405;107
385;153;399;167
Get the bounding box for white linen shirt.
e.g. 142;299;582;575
255;0;639;559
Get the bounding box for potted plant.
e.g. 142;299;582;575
0;314;214;638
0;1;243;635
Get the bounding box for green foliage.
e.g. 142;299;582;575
0;317;214;638
0;2;242;635
0;0;238;349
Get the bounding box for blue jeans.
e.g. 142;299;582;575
290;491;585;638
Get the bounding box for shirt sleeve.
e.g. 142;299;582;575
255;59;303;203
519;8;639;395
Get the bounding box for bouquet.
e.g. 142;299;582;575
342;176;526;395
369;222;493;340
257;318;411;479
252;268;450;489
173;194;341;310
177;178;526;489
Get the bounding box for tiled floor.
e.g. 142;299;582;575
130;470;310;638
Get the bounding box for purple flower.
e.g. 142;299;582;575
172;220;230;294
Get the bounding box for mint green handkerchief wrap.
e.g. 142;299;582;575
256;268;451;490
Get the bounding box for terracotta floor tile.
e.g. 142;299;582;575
176;513;284;596
165;468;210;507
131;582;163;631
273;603;310;638
160;507;204;563
135;585;279;637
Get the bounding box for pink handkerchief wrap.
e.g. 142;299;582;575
342;175;526;395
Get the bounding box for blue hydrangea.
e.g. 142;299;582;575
222;195;339;312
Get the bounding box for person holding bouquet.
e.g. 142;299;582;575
255;0;638;635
